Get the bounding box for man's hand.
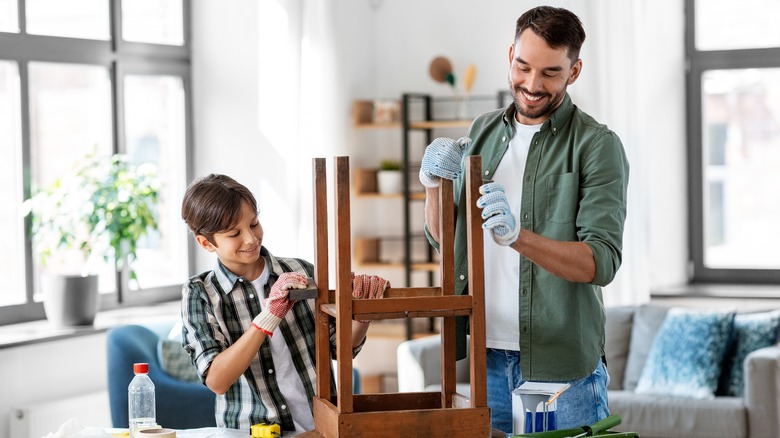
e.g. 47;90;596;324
252;272;308;336
477;182;520;246
419;137;471;188
352;274;390;323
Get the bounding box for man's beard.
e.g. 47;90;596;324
511;82;566;122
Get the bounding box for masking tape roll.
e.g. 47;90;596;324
136;428;176;438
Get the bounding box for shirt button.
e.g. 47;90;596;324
502;136;506;142
268;369;274;374
249;294;254;299
281;405;287;410
459;275;466;280
522;289;527;296
238;278;244;282
484;171;489;176
523;213;529;220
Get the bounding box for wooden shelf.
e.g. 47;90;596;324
354;237;438;270
355;122;401;129
354;261;440;272
409;119;472;130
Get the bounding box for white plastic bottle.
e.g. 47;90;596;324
128;362;156;436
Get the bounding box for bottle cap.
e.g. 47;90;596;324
134;363;149;374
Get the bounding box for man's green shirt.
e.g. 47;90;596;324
427;93;629;381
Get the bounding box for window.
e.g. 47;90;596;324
0;1;191;324
687;0;780;283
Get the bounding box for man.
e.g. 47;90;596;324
419;6;629;434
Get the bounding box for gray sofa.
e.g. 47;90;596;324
397;304;780;438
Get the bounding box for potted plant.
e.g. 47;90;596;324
377;159;404;194
22;151;160;326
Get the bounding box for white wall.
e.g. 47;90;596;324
192;0;689;300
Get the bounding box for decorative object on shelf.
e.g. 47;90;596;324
376;159;404;194
372;99;400;124
428;56;455;88
352;99;400;126
22;151;160;326
459;64;478;119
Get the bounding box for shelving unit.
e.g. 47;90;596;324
351;93;505;339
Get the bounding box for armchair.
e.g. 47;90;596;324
106;324;216;429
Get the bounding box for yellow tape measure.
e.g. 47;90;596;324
250;423;281;438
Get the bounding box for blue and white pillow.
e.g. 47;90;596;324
723;311;780;396
635;308;734;399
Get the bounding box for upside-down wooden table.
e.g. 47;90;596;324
300;155;492;437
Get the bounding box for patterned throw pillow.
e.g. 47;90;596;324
723;311;780;396
158;338;200;383
635;307;734;399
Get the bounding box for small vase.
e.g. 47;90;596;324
456;94;470;120
377;170;403;194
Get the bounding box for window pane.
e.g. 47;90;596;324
702;68;780;269
26;0;109;40
695;0;780;50
28;62;113;297
121;0;184;46
0;0;18;33
124;75;188;290
0;61;25;306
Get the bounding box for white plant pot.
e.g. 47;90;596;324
377;170;403;194
41;273;99;327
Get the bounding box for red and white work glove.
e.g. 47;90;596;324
351;274;390;323
252;272;308;336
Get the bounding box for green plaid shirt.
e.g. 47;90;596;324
181;247;357;431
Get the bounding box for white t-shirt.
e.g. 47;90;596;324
251;260;314;432
483;119;542;351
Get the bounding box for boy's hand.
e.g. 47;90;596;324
419;137;471;188
252;272;308;336
352;274;390;324
477;182;520;246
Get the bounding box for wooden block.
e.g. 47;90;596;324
354;238;379;264
351;100;374;126
289;278;319;301
353;168;378;195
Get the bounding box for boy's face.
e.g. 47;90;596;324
196;200;265;279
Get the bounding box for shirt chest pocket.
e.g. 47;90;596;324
545;172;579;224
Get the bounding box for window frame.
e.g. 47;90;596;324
685;0;780;284
0;0;193;325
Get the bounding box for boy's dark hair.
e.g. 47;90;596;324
515;6;586;65
181;174;257;245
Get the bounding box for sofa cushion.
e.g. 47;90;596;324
623;304;670;390
158;338;200;383
635;308;734;399
720;310;780;396
609;390;746;438
605;306;635;390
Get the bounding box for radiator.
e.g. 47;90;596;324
9;391;111;438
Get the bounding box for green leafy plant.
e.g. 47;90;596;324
23;152;160;281
379;159;403;171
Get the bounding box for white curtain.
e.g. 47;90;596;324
571;0;686;306
257;0;345;265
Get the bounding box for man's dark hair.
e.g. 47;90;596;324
181;174;258;245
515;6;586;64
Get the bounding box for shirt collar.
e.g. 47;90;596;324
213;246;280;293
501;92;574;136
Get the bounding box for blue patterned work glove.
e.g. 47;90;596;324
476;182;520;246
419;137;471;188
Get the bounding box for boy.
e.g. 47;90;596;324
180;173;388;433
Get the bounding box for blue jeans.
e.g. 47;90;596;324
486;348;610;434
